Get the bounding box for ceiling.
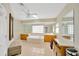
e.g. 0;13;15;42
10;3;67;20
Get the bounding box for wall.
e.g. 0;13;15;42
23;24;54;33
44;24;53;33
14;20;24;39
56;3;79;51
20;18;57;34
14;21;32;40
14;18;57;37
23;24;32;33
73;4;79;52
0;4;9;56
14;20;56;39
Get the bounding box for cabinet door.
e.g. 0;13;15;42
20;34;28;40
44;35;52;42
57;51;62;56
53;41;64;56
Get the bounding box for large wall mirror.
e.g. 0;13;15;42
61;9;74;42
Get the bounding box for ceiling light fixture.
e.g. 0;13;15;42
19;3;39;19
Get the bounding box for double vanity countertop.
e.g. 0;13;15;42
55;39;74;47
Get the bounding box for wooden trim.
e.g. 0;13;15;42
9;13;14;40
9;13;11;40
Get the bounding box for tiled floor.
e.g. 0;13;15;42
11;39;55;56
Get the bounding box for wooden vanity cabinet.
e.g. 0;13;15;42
20;34;28;40
44;35;56;42
56;46;65;56
53;41;65;56
53;40;73;56
44;35;52;42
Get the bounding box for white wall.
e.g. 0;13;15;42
23;24;54;33
14;21;24;40
14;21;56;40
57;3;79;51
23;24;32;33
14;21;33;40
14;18;57;38
44;24;53;33
73;4;79;51
0;4;9;56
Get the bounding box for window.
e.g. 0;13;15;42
56;23;59;33
52;25;55;33
32;25;44;33
62;23;73;34
68;24;73;34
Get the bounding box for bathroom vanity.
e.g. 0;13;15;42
53;39;74;56
44;33;56;42
20;34;28;40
